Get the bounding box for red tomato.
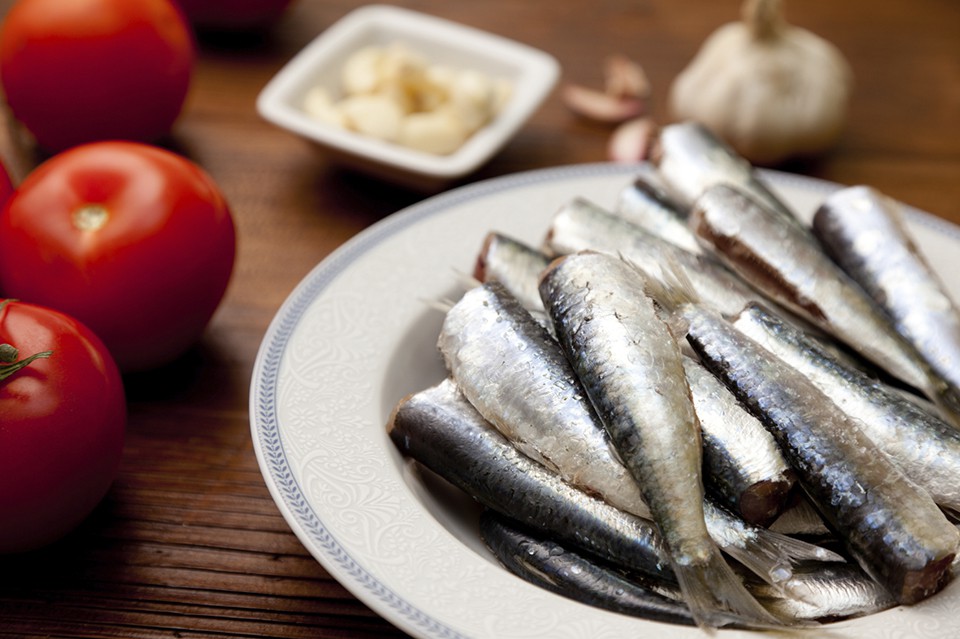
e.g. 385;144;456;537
0;158;12;207
0;141;236;373
0;0;195;152
0;299;126;554
175;0;294;32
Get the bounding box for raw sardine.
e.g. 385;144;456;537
439;281;646;515
473;231;549;314
538;251;777;626
812;185;960;426
750;562;896;622
653;121;801;229
543;196;758;318
387;378;673;580
683;303;960;605
733;302;960;513
683;357;795;526
615;175;702;253
478;510;699;626
439;282;838;585
690;183;960;422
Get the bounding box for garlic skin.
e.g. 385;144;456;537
668;0;853;165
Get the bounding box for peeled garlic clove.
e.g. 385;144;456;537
303;87;348;128
608;117;657;163
341;46;385;95
449;69;497;133
668;0;852;165
398;108;468;155
339;94;405;142
562;84;646;123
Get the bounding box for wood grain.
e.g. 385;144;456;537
0;0;958;637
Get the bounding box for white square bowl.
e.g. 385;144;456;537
256;4;560;190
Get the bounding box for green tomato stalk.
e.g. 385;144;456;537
0;299;53;381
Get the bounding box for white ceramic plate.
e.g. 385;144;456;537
250;163;960;639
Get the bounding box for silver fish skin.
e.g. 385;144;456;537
543;196;758;318
683;357;796;527
653;121;801;229
683;303;960;605
440;282;840;584
813;185;960;425
615;175;702;254
690;183;950;411
751;562;896;622
473;232;550;314
734;302;960;514
538;251;777;627
478;511;700;627
439;281;650;517
387;378;674;580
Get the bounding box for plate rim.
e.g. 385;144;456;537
249;161;960;638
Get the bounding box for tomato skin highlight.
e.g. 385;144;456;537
0;300;126;554
0;141;236;373
0;0;195;152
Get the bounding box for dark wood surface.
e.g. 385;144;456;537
0;1;958;637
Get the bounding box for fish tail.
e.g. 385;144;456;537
673;548;782;630
721;528;845;605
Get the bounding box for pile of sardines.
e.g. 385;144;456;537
386;121;960;630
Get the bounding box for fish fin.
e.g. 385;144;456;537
620;251;700;312
422;297;457;314
719;526;845;605
452;267;483;291
672;547;784;630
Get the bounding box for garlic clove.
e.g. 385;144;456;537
604;54;651;99
341;46;385;95
339;94;406;142
398;108;469;155
608;117;657;163
562;84;647;123
303;86;349;128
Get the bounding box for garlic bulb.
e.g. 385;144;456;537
668;0;853;165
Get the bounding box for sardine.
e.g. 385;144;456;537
538;251;777;626
439;281;838;585
543;196;758;318
683;303;960;605
614;175;702;253
733;302;960;514
439;281;646;515
387;378;674;580
473;231;550;314
683;357;795;526
750;562;897;622
690;183;960;422
653;121;801;229
478;510;699;626
812;185;960;426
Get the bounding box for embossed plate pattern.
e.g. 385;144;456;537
251;163;960;638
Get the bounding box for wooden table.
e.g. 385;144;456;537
0;1;957;637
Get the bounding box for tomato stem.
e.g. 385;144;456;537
0;350;53;381
0;300;55;382
0;343;18;363
73;204;110;231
